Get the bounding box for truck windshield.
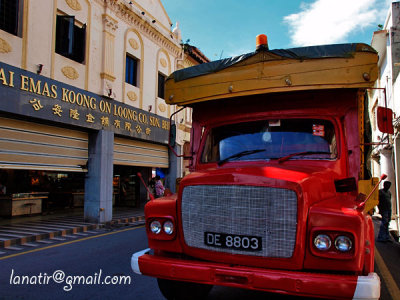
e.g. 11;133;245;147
201;119;337;163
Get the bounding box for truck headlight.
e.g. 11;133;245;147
334;235;352;252
150;220;162;234
163;221;174;235
314;234;331;251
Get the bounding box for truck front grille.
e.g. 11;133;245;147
181;185;297;258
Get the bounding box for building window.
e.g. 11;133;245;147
55;15;86;63
158;72;166;99
0;0;23;36
126;55;139;87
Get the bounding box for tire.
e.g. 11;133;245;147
157;278;213;300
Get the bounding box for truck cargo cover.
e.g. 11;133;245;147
171;43;376;82
166;43;378;106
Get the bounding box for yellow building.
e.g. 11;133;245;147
0;0;206;222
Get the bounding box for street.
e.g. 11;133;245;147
0;224;397;300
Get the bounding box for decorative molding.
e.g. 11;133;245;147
61;66;79;80
178;124;186;131
127;91;137;101
100;72;116;82
177;63;185;70
103;0;182;57
0;38;12;53
129;38;139;50
183;58;195;68
65;0;82;11
160;58;167;68
158;103;166;112
103;14;119;33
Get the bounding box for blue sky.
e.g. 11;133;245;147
163;0;391;60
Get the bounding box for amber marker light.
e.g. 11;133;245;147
256;34;269;51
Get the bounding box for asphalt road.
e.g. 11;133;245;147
0;224;397;300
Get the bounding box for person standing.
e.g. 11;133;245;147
377;181;393;242
155;175;165;198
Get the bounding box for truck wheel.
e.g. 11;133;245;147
157;278;212;300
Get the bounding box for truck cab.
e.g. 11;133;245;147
132;38;382;300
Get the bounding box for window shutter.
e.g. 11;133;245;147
56;15;74;57
125;55;138;86
158;73;165;99
0;0;19;36
74;23;86;63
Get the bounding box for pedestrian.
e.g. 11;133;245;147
155;175;165;198
377;181;393;242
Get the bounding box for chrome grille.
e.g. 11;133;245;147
181;185;297;258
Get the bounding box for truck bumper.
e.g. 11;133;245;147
131;248;380;300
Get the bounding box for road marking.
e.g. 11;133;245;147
36;240;54;244
0;225;144;260
50;237;67;241
374;246;400;300
22;243;39;247
62;235;78;238
4;246;24;251
73;232;89;236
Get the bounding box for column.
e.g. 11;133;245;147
393;138;400;235
380;148;395;189
84;130;114;223
380;147;397;231
101;14;118;97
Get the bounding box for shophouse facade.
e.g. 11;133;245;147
0;0;205;223
370;1;400;237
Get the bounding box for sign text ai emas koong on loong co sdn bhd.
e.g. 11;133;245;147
0;62;169;144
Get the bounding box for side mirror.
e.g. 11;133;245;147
169;123;176;148
167;107;192;159
377;106;394;134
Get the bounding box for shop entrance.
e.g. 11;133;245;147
0;169;85;218
113;165;152;208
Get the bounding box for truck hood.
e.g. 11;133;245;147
181;164;340;206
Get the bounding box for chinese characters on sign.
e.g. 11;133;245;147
29;99;155;136
2;62;168;142
29;99;43;111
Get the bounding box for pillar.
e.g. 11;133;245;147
380;148;395;190
380;147;397;233
393;138;400;236
101;14;118;97
84;130;114;223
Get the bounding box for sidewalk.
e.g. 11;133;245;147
0;208;145;249
372;215;400;300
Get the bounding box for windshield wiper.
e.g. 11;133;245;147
218;149;266;166
277;151;332;164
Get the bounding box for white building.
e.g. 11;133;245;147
370;1;400;238
0;0;205;222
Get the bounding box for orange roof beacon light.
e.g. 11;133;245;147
256;34;268;51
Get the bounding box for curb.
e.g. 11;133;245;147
0;215;145;249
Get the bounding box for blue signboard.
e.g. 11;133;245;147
0;62;170;144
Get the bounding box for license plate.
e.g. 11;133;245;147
204;232;262;251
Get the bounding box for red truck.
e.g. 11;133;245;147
132;36;389;299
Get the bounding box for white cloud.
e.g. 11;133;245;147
284;0;386;46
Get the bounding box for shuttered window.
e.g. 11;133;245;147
126;55;139;87
0;0;22;36
158;72;166;99
56;15;86;63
